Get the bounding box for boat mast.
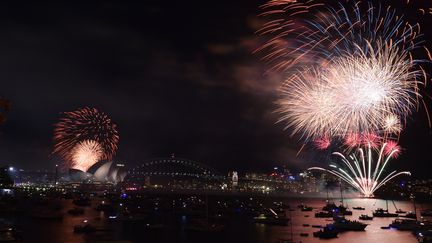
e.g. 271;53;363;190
326;180;329;202
392;200;398;211
339;179;344;206
289;209;293;242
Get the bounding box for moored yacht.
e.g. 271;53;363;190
331;218;367;231
254;208;289;226
313;225;338;239
359;214;373;220
373;208;398;217
353;206;365;210
403;211;417;219
254;213;289;226
389;218;418;231
300;205;313;212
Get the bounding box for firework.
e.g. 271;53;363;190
314;136;331;150
71;140;103;172
256;0;325;72
270;1;428;142
382;114;402;135
344;133;362;148
53;107;119;171
384;140;401;158
309;142;409;197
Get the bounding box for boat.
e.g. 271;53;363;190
302;224;310;227
391;200;406;214
331;218;368;231
353;206;365;210
421;210;432;217
254;207;289;226
300;206;313;212
416;230;432;243
0;223;23;241
297;203;307;209
321;181;352;216
73;220;112;233
74;224;96;233
109;213;148;222
415;228;432;243
67;207;84;215
373;208;398;217
254;213;289;226
359;214;373;220
312;225;323;228
300;233;309;237
322;202;338;211
315;211;333;218
313;225;339;239
322;202;352;215
389;218;418;231
403;211;417;219
381;226;390;229
374;200;399;217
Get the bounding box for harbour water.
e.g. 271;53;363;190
4;197;429;243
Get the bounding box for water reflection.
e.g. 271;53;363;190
6;197;429;242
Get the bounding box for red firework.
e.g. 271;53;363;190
361;133;380;148
344;133;362;148
384;140;401;158
314;136;331;150
53;107;119;169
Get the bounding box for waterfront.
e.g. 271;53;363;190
2;195;428;243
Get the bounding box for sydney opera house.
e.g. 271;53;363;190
67;161;127;184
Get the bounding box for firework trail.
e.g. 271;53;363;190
309;142;409;197
258;0;429;143
53;107;119;171
256;0;325;72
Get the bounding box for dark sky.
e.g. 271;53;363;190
0;1;431;177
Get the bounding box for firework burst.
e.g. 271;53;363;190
267;1;429;143
53;107;119;171
314;136;331;150
309;142;409;197
382;114;402;135
71;140;103;172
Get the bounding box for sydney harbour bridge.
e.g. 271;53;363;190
124;157;228;185
122;157;308;194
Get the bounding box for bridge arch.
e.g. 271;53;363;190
124;157;225;182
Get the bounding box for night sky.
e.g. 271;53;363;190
0;1;431;177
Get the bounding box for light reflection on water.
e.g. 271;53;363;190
281;198;420;243
10;198;430;243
